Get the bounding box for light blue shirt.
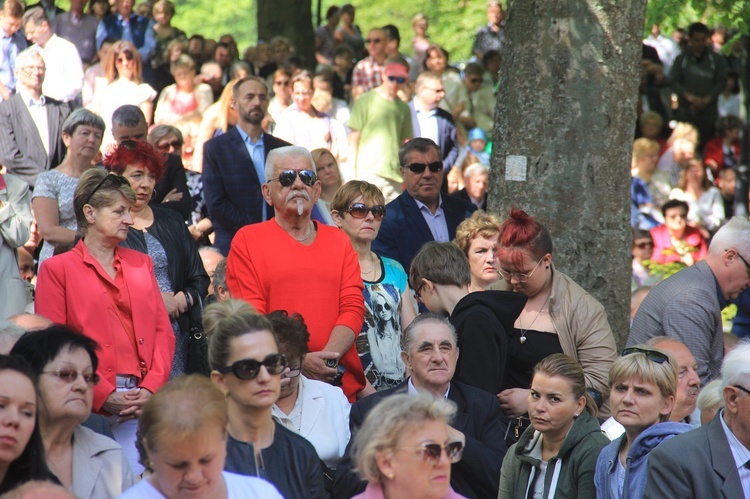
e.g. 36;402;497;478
414;195;449;242
0;26;27;97
719;410;750;499
236;126;267;221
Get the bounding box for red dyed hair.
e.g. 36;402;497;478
496;208;553;269
103;141;165;183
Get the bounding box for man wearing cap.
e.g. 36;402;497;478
409;71;458;179
347;56;413;202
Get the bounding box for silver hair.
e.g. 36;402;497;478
213;258;228;292
401;312;458;356
14;47;44;71
720;341;750;390
0;320;25;355
696;379;724;413
463;162;489;179
111;104;146;128
709;216;750;257
62;108;105;136
264;146;316;182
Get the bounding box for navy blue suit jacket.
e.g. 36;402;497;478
372;191;476;270
333;380;507;499
202;128;290;255
409;101;459;171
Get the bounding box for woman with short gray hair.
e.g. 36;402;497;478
351;393;466;498
32;108;105;266
35;168;175;475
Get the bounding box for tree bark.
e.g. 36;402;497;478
257;0;316;70
489;0;647;349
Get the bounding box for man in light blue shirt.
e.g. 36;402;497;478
0;0;27;102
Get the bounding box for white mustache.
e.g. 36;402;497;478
285;190;310;202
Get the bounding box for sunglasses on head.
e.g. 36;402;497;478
345;203;386;220
404;162;442;174
85;173;130;205
217;353;288;380
405;441;464;466
387;75;406;84
269;169;318;187
621;347;670;365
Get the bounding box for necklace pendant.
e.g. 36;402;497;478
519;336;527;345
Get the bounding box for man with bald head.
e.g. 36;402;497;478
8;312;52;331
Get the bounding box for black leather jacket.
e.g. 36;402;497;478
120;206;209;332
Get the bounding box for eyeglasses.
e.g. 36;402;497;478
218;353;288;380
43;369;100;386
268;169;318;187
283;357;303;379
733;385;750;395
387;75;406;84
399;441;464;466
85;173;131;206
21;65;45;75
274;80;290;86
621;347;670;365
116;53;134;63
414;281;426;303
497;257;544;283
157;140;182;151
344;203;386;220
404;162;442;174
734;250;750;275
634;241;653;249
366;38;381;44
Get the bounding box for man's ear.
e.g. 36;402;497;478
261;183;272;205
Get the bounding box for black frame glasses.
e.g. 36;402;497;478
283;357;303;379
733;385;750;395
85;173;130;206
268;169;318;187
157;140;182;151
400;441;464;466
345;203;386;220
621;347;670;365
734;251;750;275
497;257;544;283
43;369;100;386
403;162;442;174
218;353;288;380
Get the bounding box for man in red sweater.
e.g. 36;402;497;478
226;146;366;400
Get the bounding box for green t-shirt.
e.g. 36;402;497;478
348;90;413;182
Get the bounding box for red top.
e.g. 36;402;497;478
704;137;740;174
36;240;175;411
227;220;366;400
649;224;708;265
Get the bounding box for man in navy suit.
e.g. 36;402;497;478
333;313;507;499
202;76;290;255
409;71;459;175
372;137;476;271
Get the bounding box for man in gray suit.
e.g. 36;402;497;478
644;343;750;498
628;216;750;384
0;47;70;188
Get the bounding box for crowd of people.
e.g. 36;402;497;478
1;0;750;497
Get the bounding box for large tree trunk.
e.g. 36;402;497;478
257;0;315;70
489;0;647;349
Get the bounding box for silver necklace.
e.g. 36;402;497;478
295;222;315;242
360;252;377;276
518;289;551;345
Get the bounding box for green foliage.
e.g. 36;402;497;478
172;0;258;50
646;0;750;34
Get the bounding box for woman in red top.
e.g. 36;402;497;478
35;168;174;475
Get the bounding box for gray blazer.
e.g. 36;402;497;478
71;425;134;499
0;93;71;187
644;414;745;499
0;173;32;319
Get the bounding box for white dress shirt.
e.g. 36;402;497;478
38;34;84;103
414;100;439;145
19;91;49;154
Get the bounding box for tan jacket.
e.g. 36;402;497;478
492;265;617;401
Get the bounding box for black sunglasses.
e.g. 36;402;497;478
157;140;182;151
85;173;130;205
404;162;442;174
345;203;386;220
387;75;406;84
218;353;288;380
621;347;670;365
268;169;318;187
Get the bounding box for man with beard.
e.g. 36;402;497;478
226;146;366;401
203;76;290;255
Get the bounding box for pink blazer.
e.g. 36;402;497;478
36;240;175;411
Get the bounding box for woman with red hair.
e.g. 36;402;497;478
494;209;617;443
104;140;208;379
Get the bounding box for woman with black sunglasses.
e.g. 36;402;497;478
204;299;326;499
35;168;175;476
331;180;417;396
594;346;690;499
